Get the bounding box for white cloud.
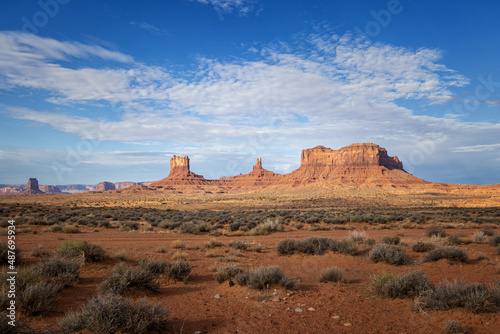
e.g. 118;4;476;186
129;21;169;36
452;143;500;153
190;0;257;15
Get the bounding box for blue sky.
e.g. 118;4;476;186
1;0;499;185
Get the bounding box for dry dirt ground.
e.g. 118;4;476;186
1;187;500;334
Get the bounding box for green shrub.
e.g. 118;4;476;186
57;241;107;262
297;236;334;255
59;294;169;334
380;236;400;245
412;241;436;252
250;218;283;236
214;266;244;283
369;244;413;266
319;267;343;283
334;239;360;255
167;259;192;282
422;247;468;263
383;270;433;298
369;272;394;296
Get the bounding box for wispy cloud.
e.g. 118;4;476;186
189;0;257;16
453;143;500;153
129;21;169;36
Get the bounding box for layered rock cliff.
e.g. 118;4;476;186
39;185;62;194
95;181;116;192
151;155;210;186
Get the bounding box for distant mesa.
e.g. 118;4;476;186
39;185;62;194
146;143;422;188
22;178;45;194
95;181;116;192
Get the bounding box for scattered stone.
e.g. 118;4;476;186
194;332;201;334
286;307;291;311
271;297;280;302
295;308;303;313
214;294;221;299
308;307;316;312
332;315;340;320
344;323;352;327
273;291;278;295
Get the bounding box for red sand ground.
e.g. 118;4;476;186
14;225;500;334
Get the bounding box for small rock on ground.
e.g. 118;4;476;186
308;307;316;312
214;294;221;299
295;308;303;312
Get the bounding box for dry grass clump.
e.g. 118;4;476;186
412;241;436;253
319;267;344;283
380;235;400;245
33;257;80;287
30;245;52;258
276;236;359;256
167;259;192;282
172;251;188;261
368;244;413;266
426;226;447;238
171;239;187;249
472;231;487;244
18;283;62;315
205;238;225;249
489;234;500;246
422;247;468;263
348;231;367;244
59;294;169;334
61;224;80;233
249;218;283;236
99;263;160;295
230;240;249;250
442;320;469;334
234;266;298;290
214;265;244;283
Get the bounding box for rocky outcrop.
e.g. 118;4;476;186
150;155;210;186
22;178;45;194
39;185;62;194
114;182;139;190
95;181;116;192
230;159;283;186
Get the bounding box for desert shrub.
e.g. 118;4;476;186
138;259;169;275
348;231;367;244
172;251;188;261
364;238;376;246
426;226;447;238
423;247;468;263
30;245;52;258
442;320;468;334
416;280;496;313
33;257;80;286
120;221;139;231
369;272;394;296
178;221;197;234
230;241;249;250
62;225;80;233
319;267;344;283
0;311;31;333
383;270;433;299
0;241;19;265
57;241;107;262
18;283;62;315
489;234;500;246
167;259;192;282
197;222;213;233
276;239;299;255
297;236;334;255
59;294;169;334
380;235;400;245
369;244;413;266
446;235;462;245
214;266;244;283
497;245;500;255
472;231;487;244
334;239;360;255
100;263;159;294
412;241;436;252
171;239;187;249
250;218;283;236
205;238;224;249
481;226;495;236
158;219;180;230
237;266;298;290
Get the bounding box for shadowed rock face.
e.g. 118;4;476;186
95;181;116;192
23;178;45;194
39;185;62;194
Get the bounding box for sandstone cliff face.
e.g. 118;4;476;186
230;158;283;186
300;143;403;169
151;155;210;186
22;178;45;194
39;185;62;194
95;181;116;192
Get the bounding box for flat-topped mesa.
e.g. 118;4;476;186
169;155;190;176
301;143;403;170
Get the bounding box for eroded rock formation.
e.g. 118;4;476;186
39;185;62;194
22;178;45;194
95;181;116;192
151;155;210;186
